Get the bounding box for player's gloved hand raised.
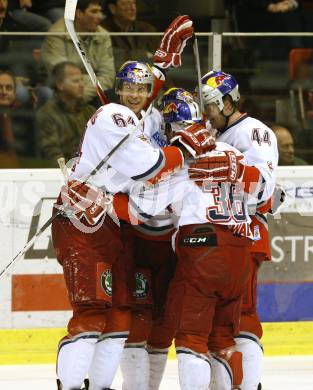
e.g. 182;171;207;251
188;150;244;184
60;180;113;225
170;123;216;157
153;15;194;69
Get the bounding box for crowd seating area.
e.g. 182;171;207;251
0;0;312;167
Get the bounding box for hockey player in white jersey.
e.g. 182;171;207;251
119;87;204;390
194;70;279;389
130;88;268;390
51;15;218;389
118;92;174;390
53;71;213;390
127;95;261;390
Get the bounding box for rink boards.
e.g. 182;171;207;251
1;321;313;365
0;167;313;363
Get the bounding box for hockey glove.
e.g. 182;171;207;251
188;150;244;184
153;15;194;69
61;180;113;225
170;123;216;157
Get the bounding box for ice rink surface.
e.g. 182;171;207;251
1;356;313;390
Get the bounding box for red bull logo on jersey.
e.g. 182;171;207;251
163;102;178;114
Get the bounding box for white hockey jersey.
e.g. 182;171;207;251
71;103;169;193
129;142;252;235
143;107;167;148
133;107;174;238
216;114;278;202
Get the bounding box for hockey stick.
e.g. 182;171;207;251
0;214;59;279
57;157;69;181
0;104;152;280
192;35;204;114
64;0;109;104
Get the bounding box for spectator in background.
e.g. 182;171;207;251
0;0;9;28
271;124;308;165
36;61;95;165
0;69;18;166
28;0;64;23
0;0;52;108
0;0;16;52
234;0;303;59
235;0;302;32
102;0;159;70
8;0;64;31
41;0;115;104
0;69;37;167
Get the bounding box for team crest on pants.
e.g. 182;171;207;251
96;262;113;304
134;272;149;299
101;269;113;297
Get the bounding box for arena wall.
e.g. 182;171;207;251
0;167;312;363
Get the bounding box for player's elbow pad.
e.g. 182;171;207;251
112;193;144;225
147;146;184;185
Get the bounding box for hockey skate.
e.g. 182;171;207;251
56;378;90;389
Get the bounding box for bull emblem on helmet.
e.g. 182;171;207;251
206;74;227;88
127;68;144;79
163;102;178;114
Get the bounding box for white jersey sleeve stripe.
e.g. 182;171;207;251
129;197;155;221
131;149;165;181
133;223;175;237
